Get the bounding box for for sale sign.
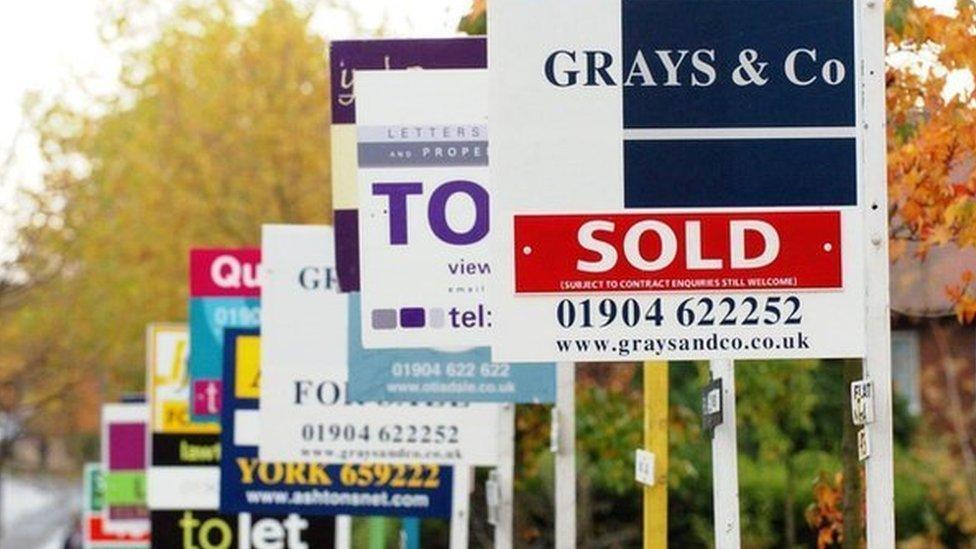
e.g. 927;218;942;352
488;0;866;362
83;463;150;549
101;403;151;535
356;69;493;349
257;225;503;465
330;38;487;292
221;329;452;517
188;249;260;423
145;324;220;511
350;68;555;402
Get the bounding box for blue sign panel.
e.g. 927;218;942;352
189;296;259;423
346;294;556;403
220;329;453;518
614;0;858;210
623;138;857;208
621;0;855;129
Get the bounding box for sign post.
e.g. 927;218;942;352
554;364;576;549
709;359;741;548
450;468;472;549
643;361;668;549
335;516;352;549
494;404;516;549
859;0;896;545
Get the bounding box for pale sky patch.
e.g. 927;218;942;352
0;0;472;261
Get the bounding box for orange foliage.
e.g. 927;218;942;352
806;471;845;548
886;0;976;320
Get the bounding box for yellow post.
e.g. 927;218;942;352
643;361;668;549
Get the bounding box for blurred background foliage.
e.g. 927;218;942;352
0;0;972;546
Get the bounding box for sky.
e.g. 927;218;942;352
0;0;472;260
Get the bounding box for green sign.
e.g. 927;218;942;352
104;471;146;506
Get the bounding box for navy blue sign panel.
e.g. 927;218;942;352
616;0;858;209
624;138;857;208
621;0;856;129
220;329;453;518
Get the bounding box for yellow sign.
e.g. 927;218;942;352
234;335;261;399
147;324;219;434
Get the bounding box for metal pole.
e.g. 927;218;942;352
709;359;740;549
860;0;896;545
334;515;351;549
449;467;471;549
643;361;668;549
493;404;515;549
555;363;576;549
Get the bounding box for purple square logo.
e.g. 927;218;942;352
399;307;426;328
193;379;222;415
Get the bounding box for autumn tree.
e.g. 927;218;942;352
886;0;976;540
887;0;976;314
0;0;333;436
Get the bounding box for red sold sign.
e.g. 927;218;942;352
514;211;841;293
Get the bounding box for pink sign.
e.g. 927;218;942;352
189;249;261;297
193;379;222;416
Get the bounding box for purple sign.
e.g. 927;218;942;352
108;422;146;470
330;37;486;124
329;37;487;293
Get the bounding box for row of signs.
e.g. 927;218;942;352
85;0;870;545
326;0;866;364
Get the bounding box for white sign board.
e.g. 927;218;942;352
851;379;875;425
858;428;871;461
357;69;490;349
257;224;502;465
634;449;655;487
487;0;866;362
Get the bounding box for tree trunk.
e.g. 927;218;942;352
578;468;592;548
841;358;864;549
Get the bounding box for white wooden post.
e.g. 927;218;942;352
860;0;896;544
710;359;741;549
493;404;516;549
555;363;576;549
334;515;351;549
449;467;472;549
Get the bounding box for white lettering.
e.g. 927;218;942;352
211;255;241;288
730;220;780;269
623;50;657;86
784;48;818;86
685;221;723;269
623;221;678;271
690;49;716;87
655;50;689;87
250;517;285;549
577;221;618;273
